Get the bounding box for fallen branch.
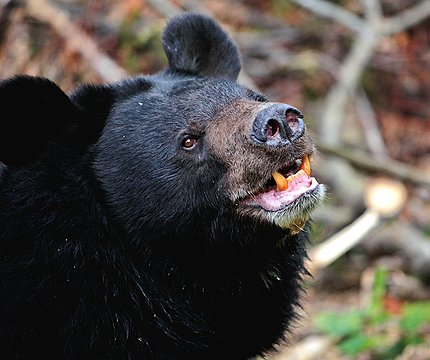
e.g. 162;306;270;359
309;178;408;276
309;209;382;274
318;142;430;188
363;221;430;281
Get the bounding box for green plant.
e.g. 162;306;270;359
315;267;430;358
118;16;166;73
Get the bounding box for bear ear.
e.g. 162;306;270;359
161;13;241;81
0;75;81;165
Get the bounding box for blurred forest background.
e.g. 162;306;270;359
1;0;430;358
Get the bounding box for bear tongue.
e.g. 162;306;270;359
246;170;319;212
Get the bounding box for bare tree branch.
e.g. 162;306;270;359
383;0;430;35
354;87;389;161
297;0;430;148
147;0;182;18
0;0;20;46
320;25;378;145
276;0;430;209
183;0;288;29
360;0;383;25
25;0;127;82
292;0;363;32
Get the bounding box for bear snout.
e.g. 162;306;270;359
251;103;305;146
206;100;316;206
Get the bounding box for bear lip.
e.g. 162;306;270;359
243;174;319;212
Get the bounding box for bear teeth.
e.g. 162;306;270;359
272;171;288;191
299;155;311;177
271;155;311;192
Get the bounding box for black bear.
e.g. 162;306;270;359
0;13;325;360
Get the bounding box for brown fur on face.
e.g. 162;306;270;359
206;100;315;203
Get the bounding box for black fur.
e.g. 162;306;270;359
0;76;81;165
162;13;241;80
0;13;313;359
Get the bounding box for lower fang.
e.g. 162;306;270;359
272;171;288;191
299;155;311;177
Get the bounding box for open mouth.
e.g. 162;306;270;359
243;155;321;212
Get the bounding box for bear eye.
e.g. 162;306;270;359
181;136;198;150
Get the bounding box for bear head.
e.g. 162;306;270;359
0;12;325;261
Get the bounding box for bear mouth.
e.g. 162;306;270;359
240;155;325;231
244;155;320;212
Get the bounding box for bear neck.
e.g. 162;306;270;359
127;209;308;292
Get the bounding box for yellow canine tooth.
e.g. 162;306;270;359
299;155;311;177
295;169;306;178
272;171;288;191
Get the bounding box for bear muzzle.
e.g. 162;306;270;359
206;99;325;232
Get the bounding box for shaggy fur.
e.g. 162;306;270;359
0;13;324;359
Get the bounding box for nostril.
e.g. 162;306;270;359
285;109;304;139
266;119;280;139
285;109;300;133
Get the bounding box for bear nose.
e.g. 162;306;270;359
252;104;304;146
